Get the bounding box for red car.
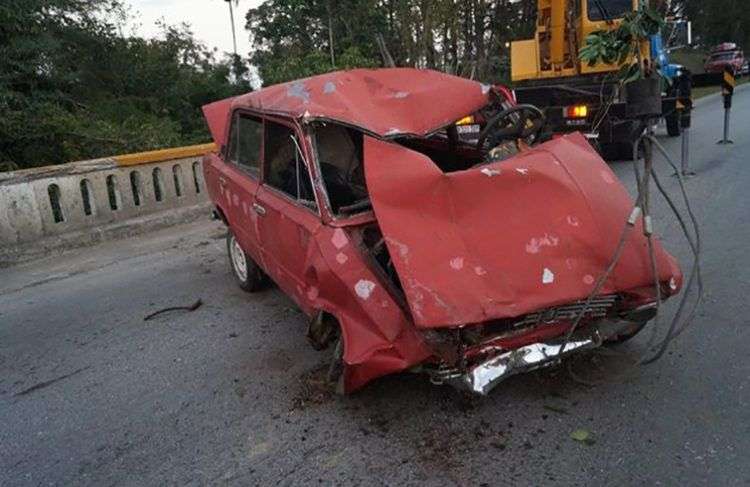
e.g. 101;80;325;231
704;43;746;74
201;68;682;395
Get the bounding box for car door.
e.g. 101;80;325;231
254;117;322;309
216;111;264;265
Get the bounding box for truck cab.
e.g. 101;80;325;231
510;0;688;159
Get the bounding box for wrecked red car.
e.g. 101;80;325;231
201;68;682;395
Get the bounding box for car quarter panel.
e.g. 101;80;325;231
307;225;433;392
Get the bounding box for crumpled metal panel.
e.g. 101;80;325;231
460;336;599;395
203;68;491;140
308;225;433;392
202;97;235;146
364;132;682;328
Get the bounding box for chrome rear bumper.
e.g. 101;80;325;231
455;335;599;395
435;319;640;395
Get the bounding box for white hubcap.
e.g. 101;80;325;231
230;236;248;281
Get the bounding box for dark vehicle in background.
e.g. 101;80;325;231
704;43;746;75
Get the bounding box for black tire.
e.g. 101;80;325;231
325;321;346;394
605;321;648;345
226;230;265;292
665;111;682;137
599;142;638;162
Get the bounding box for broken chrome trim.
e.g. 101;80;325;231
453;335;600;395
435;318;641;395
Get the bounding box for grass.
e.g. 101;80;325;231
692;77;748;99
670;48;708;73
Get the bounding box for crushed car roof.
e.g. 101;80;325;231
202;68;493;143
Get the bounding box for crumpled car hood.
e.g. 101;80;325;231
364;132;681;329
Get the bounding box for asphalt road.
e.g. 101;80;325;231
2;88;749;486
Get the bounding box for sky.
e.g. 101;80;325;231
125;0;262;56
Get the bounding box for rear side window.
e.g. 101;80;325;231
227;113;262;176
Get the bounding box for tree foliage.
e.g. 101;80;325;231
4;0;748;171
675;0;750;49
0;0;250;170
579;4;666;82
246;0;538;86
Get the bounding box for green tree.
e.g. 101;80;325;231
245;0;536;87
680;0;750;49
0;0;250;170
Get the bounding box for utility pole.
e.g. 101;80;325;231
225;0;238;58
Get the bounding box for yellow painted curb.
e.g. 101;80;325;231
113;143;217;167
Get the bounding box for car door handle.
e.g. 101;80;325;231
252;203;266;216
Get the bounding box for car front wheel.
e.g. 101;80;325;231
605;320;649;345
227;230;265;292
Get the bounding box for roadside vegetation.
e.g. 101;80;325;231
0;0;251;171
2;0;749;171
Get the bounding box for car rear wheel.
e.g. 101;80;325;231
327;337;345;384
227;231;265;292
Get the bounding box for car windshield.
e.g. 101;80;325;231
588;0;632;21
711;52;739;61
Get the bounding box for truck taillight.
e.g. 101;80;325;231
565;105;588;119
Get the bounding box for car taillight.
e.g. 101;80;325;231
565;105;588;119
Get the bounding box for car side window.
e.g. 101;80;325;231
263;120;317;209
227;113;262;177
313;123;368;215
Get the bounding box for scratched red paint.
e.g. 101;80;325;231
364;133;681;328
202;68;682;393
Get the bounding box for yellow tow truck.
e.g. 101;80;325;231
510;0;688;158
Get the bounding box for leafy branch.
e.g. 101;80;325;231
579;4;666;83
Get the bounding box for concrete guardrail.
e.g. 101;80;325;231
0;143;216;265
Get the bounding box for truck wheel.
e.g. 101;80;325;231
665;112;682;137
599;142;638;161
227;230;265;292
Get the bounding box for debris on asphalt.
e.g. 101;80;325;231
14;366;90;397
544;404;570;415
570;428;595;445
290;364;336;410
143;299;203;321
